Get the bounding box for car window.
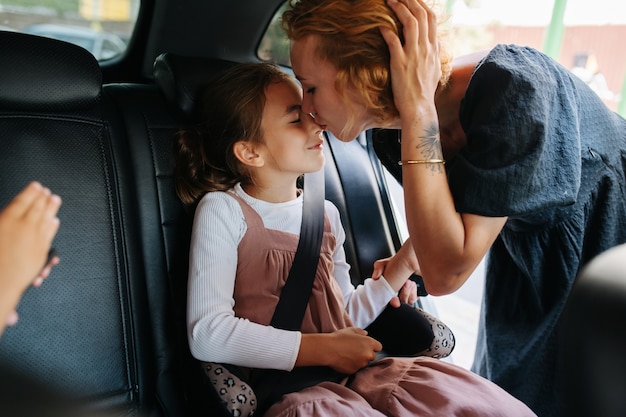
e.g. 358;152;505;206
257;2;290;65
0;0;139;61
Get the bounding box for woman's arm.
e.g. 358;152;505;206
381;0;506;295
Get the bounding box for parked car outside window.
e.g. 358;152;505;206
24;24;126;61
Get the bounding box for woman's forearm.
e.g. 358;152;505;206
400;112;479;294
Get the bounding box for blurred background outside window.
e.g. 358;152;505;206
0;0;139;61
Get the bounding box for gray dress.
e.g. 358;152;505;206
447;44;626;416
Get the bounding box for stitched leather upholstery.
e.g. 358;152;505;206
0;31;101;110
0;30;180;416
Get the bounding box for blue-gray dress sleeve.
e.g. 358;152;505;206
448;44;583;218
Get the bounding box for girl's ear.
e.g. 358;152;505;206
233;141;264;167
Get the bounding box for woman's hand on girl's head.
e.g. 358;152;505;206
380;0;441;119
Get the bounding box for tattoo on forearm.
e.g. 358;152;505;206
416;123;444;173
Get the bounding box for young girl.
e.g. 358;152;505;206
175;62;536;416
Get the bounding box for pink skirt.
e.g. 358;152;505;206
265;357;536;417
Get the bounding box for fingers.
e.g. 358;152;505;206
347;327;368;336
388;296;401;308
37;193;62;239
371;338;383;353
371;260;383;280
330;328;382;372
383;0;442;112
398;279;418;304
33;255;60;287
0;183;62;291
379;25;402;60
23;185;62;245
2;181;44;219
409;0;438;44
372;258;391;279
8;182;62;238
388;0;422;47
5;310;19;327
345;327;382;352
386;0;438;57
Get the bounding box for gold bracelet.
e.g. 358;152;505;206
398;159;445;166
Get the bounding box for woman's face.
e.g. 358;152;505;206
290;35;375;142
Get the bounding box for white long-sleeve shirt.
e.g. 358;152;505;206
187;183;397;371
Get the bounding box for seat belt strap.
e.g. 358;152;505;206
270;167;325;331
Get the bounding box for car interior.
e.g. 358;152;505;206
0;0;624;416
0;1;405;414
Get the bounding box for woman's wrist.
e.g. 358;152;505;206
398;104;438;130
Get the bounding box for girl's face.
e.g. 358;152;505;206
257;78;326;176
290;35;375;142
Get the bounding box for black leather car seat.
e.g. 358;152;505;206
561;243;626;417
0;30;183;416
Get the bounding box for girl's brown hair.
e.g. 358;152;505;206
282;0;451;130
174;62;291;208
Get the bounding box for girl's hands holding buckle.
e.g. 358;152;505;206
298;328;382;374
380;0;441;119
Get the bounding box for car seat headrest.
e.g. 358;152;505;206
153;53;238;119
0;30;102;111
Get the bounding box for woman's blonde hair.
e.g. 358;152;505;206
282;0;451;130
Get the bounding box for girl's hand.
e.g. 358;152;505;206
372;257;404;308
398;279;419;306
372;258;420;307
325;328;382;374
299;328;382;374
380;0;441;119
372;239;421;291
371;256;390;281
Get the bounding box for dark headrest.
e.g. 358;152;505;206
0;31;102;111
153;53;239;119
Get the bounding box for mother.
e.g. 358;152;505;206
282;0;626;416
